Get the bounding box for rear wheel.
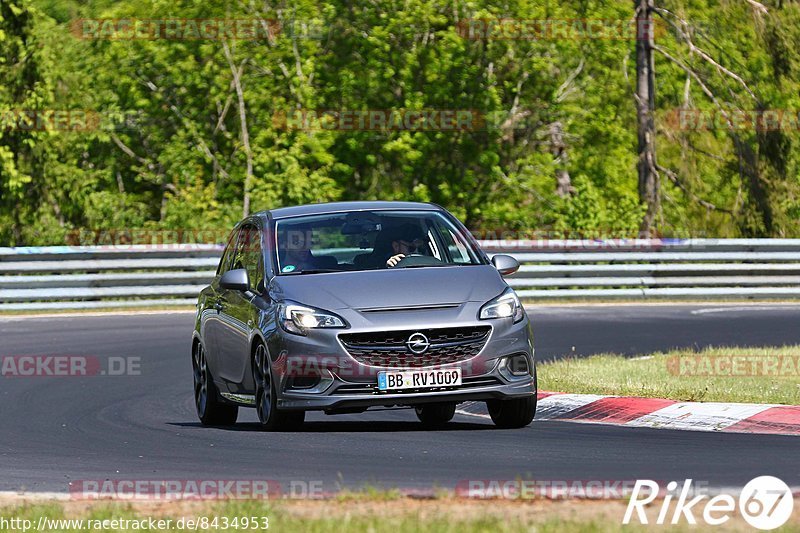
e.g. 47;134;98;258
253;344;305;431
415;402;456;426
193;342;238;426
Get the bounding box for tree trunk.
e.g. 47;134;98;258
549;121;574;197
223;43;254;218
635;0;659;237
732;134;774;237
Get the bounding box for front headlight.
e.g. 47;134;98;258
479;288;524;323
279;302;347;335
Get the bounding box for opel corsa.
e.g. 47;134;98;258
192;201;536;430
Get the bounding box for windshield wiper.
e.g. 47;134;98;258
282;268;341;275
399;263;461;269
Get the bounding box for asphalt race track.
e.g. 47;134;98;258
1;304;799;493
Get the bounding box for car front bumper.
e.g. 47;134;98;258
267;304;536;412
276;370;536;411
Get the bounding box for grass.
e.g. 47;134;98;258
2;497;782;533
539;345;800;405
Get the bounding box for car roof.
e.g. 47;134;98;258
259;201;442;220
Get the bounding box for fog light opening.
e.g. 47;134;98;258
288;375;322;390
285;369;334;394
507;354;530;376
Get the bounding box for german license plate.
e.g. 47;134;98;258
377;368;462;391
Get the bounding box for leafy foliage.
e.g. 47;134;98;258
1;0;799;244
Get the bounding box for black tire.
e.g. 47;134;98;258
253;343;305;431
415;402;456;426
487;367;538;429
193;342;238;426
487;396;537;428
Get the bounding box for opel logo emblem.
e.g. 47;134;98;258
406;332;430;354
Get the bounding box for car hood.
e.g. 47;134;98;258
269;265;508;310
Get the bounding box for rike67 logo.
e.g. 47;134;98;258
624;476;794;530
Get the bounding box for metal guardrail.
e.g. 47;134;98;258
0;245;220;310
2;240;800;310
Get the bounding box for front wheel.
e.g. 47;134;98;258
253;344;305;431
487;367;537;429
486;396;537;428
415;402;456;426
193;342;238;426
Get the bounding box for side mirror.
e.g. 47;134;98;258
491;254;520;276
219;268;250;292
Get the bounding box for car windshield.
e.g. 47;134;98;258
274;210;484;274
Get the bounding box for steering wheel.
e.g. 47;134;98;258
393;254;443;268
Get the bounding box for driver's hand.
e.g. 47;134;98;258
386;254;405;267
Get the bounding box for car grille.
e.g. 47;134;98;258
339;326;491;368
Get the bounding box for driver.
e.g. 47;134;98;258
384;224;427;268
278;228;317;272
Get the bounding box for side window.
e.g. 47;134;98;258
434;221;473;264
446;229;472;263
216;229;240;275
234;224;264;291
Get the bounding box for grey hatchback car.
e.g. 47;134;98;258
192;201;536;430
